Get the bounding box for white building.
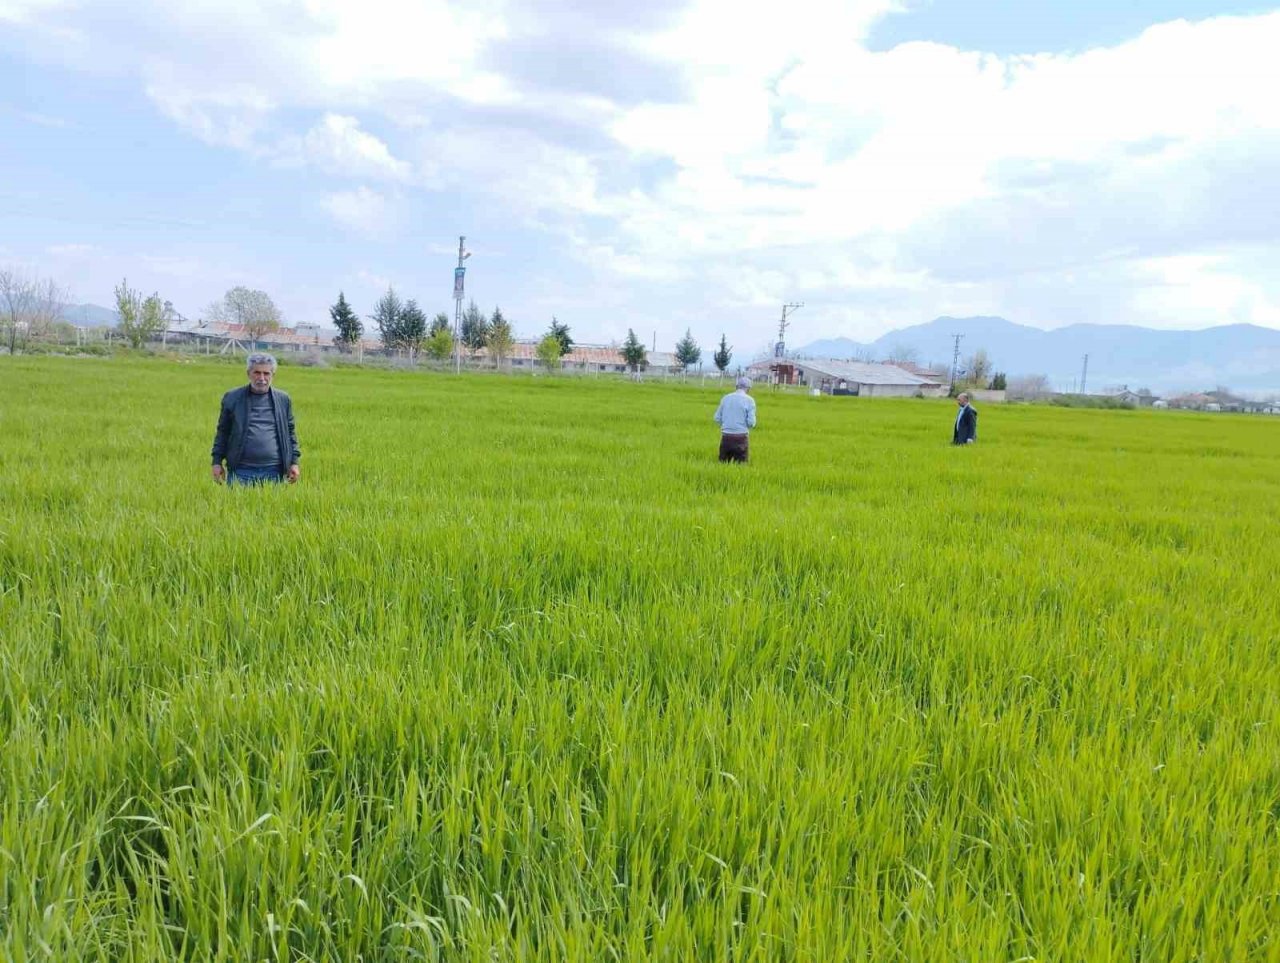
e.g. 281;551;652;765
746;358;948;397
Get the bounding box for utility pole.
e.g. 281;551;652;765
775;302;803;358
452;235;470;375
950;333;965;393
1080;354;1089;395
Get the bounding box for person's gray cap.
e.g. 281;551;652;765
736;377;751;390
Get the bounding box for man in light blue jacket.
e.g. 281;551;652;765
714;377;757;462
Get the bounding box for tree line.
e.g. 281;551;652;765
4;264;742;373
333;287;738;373
599;327;735;374
330;287;562;366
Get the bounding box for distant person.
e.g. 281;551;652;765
715;376;757;462
211;352;301;485
953;391;978;445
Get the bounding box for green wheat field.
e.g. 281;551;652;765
2;355;1279;961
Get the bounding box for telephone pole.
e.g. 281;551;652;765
1080;354;1089;395
775;302;803;358
950;333;965;393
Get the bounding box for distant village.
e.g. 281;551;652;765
147;318;1279;414
8;300;1277;414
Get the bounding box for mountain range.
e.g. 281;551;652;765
61;303;120;326
796;316;1280;395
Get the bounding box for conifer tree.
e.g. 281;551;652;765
330;291;362;351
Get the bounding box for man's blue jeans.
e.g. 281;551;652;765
229;466;283;486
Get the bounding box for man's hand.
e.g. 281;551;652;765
212;464;225;484
287;464;301;484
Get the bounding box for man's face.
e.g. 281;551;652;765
956;395;967;407
248;364;274;393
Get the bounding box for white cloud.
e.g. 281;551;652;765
279;114;411;181
1134;254;1280;326
5;0;1280;347
355;268;393;291
320;186;397;238
144;65;277;152
418;127;603;217
18;110;69;128
46;243;95;257
138;254;208;280
605;10;1280;250
576;7;1280;344
0;0;66;24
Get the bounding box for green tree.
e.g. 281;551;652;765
114;278;166;349
487;307;514;368
989;371;1007;390
674;328;701;370
460;299;488;354
400;299;427;355
621;328;647;371
424;326;454;362
371;286;404;349
535;334;562;371
430;312;451;335
329;291;362;351
713;333;732;372
547;317;573;356
207;286;281;342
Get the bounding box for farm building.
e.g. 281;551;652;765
896;362;951;381
746;358;948;397
1104;387;1158;406
161;320;381;355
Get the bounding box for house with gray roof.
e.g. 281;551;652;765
746;358;948;397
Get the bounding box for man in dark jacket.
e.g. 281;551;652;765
953;392;977;445
211;352;301;485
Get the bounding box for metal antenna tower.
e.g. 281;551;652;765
1080;353;1089;395
775;302;803;358
950;333;965;391
452;235;470;375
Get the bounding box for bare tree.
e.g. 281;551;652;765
207;286;282;343
884;343;919;365
963;348;993;386
1;267;67;353
1007;373;1051;400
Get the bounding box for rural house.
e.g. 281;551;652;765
746;358;948;397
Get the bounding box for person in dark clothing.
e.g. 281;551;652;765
211;352;301;485
953;392;978;445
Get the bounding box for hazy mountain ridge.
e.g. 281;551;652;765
61;303;119;326
797;316;1280;393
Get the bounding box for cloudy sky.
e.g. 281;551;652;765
2;0;1278;352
